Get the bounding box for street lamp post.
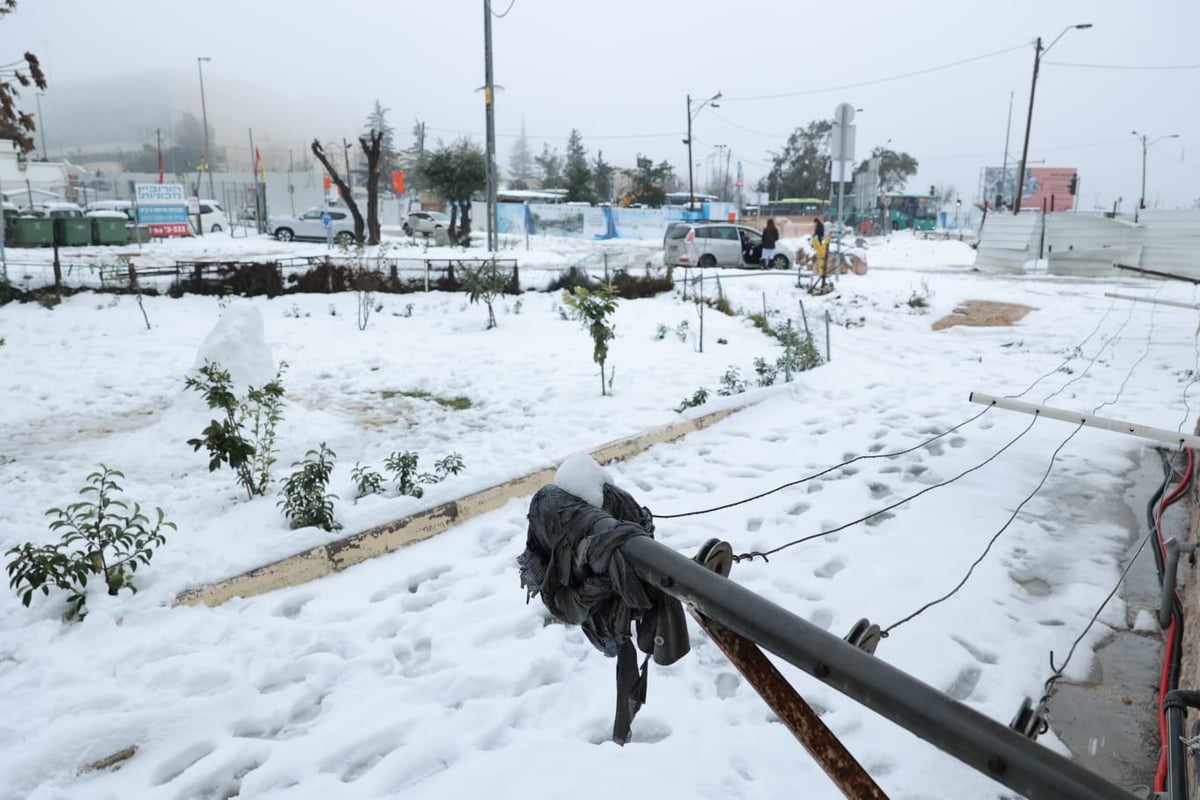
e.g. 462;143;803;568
1013;23;1091;214
684;91;721;213
35;92;47;159
1131;130;1179;222
197;57;215;204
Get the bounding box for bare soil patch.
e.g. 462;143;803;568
932;300;1036;331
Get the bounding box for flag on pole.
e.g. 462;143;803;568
156;128;164;184
255;147;266;182
736;160;744;189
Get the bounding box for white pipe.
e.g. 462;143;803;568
1104;292;1200;311
969;392;1200;450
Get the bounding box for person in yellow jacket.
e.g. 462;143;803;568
811;231;829;276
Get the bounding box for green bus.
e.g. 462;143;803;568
881;193;937;231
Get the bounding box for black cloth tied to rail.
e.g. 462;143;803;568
519;483;689;744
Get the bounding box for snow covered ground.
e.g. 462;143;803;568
0;229;1188;798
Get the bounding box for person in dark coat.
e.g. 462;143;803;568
813;216;826;242
760;218;780;267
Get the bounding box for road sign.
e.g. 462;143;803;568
187;196;200;214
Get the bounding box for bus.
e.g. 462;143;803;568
749;197;830;219
496;189;568;204
880;193;937;231
664;191;719;207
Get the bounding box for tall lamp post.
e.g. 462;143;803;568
1013;23;1092;214
1131;130;1179;222
197;57;215;203
684;91;721;213
35;92;47;159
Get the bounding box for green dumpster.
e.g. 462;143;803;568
91;215;128;246
54;216;93;247
13;216;54;247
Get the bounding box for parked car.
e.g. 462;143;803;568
663;221;792;269
402;210;450;236
269;207;355;244
193;199;229;234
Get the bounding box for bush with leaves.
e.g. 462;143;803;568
384;450;465;498
351;462;385;500
185;360;287;499
676;387;710;413
562;282;619;396
5;466;174;619
278;443;341;531
717;367;748;397
462;259;510;329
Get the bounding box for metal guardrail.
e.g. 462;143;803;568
618;534;1140;800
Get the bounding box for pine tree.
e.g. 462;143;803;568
356;100;400;192
534;143;563;190
563;129;592;203
398;119;428;192
593;150;614;204
508;120;535;190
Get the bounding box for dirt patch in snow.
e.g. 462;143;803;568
932;300;1036;331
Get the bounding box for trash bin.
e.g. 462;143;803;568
54;216;93;247
13;216;54;247
91;215;129;246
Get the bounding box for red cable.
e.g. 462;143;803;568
1153;448;1194;792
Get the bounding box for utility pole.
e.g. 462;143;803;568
1014;24;1091;214
342;138;353;196
483;0;498;251
197;57;215;203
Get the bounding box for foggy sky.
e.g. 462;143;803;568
7;0;1199;210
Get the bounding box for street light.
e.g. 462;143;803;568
197;56;215;205
684;91;721;212
35;92;47;159
1013;23;1092;214
1131;130;1179;222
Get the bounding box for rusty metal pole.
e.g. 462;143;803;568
693;612;889;799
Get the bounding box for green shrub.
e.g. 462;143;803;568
5;466;174;619
384;450;466;498
278;444;341;531
185;360;287;499
676;387;710;413
462;259;511;329
563;282;619;396
351;461;385;500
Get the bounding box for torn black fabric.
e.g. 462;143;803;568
519;483;689;744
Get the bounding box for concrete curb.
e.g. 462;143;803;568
174;403;749;608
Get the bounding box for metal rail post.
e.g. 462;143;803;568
619;535;1139;800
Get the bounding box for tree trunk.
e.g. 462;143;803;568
448;204;459;243
310;139;365;244
359;130;383;245
458;198;472;247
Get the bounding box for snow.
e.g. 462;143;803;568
0;228;1186;799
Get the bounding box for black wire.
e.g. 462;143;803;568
1042;446;1182;705
734;411;1039;563
883;421;1083;636
1008;292;1118;400
1041;527;1155;701
1041;299;1137;405
655;405;994;521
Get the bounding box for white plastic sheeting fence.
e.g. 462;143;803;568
976;209;1200;278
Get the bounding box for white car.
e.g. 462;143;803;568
269;207;356;244
403;210;450;236
194;199;228;234
663;221;792;269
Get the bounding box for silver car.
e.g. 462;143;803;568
664;221;791;269
269;207;356;244
403;210;451;236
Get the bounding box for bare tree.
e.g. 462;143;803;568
0;1;47;154
311;139;364;243
358;129;383;245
